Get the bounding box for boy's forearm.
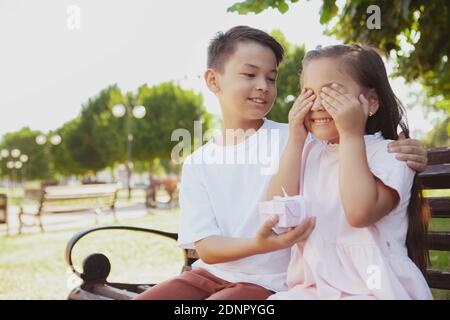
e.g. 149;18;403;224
195;236;263;264
267;140;304;199
339;135;379;226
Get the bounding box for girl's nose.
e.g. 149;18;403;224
311;96;324;111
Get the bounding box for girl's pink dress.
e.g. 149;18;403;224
269;133;432;300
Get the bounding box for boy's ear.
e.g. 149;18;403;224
367;88;380;115
204;68;220;93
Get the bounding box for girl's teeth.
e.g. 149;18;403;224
314;119;332;123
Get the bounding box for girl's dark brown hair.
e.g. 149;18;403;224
301;44;430;274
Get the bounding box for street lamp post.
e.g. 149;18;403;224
35;133;61;182
112;103;146;200
1;148;27;199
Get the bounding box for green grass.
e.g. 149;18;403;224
0;209;183;300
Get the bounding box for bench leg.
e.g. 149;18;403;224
38;214;44;233
94;209;100;225
111;207;118;222
18;208;24;235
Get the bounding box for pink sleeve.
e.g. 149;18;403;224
367;140;415;212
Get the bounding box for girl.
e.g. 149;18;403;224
266;44;432;299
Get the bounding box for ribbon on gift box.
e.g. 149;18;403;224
271;186;304;217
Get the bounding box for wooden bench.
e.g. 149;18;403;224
419;147;450;291
64;147;450;300
19;184;119;234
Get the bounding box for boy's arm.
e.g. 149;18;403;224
195;215;316;264
339;135;399;228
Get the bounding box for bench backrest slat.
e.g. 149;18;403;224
420;148;450;291
428;197;450;218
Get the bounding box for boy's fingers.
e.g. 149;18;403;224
296;221;315;242
389;138;425;149
260;216;279;237
406;160;427;173
388;145;426;156
284;217;315;243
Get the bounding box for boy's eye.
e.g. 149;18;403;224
241;73;255;78
267;77;276;82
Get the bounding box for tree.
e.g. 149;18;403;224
266;30;306;122
228;0;450;115
131;82;212;176
63;85;126;175
423;117;450;148
0;127;51;181
50;119;85;177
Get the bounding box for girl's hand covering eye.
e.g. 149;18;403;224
320;82;369;138
288;88;315;143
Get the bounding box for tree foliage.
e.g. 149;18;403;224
266;30;306;123
0;127;51;180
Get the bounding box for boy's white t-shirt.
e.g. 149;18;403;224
177;118;299;292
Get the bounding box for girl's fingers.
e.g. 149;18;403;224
295;101;313;119
301;93;316;108
321;86;347;106
320;92;342;111
330;82;347;94
321;98;338;119
291;93;315;118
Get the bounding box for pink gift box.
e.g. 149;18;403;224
259;195;307;230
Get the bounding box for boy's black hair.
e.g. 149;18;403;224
207;25;284;72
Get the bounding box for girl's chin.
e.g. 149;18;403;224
309;130;339;144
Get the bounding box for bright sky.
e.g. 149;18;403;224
0;0;437;139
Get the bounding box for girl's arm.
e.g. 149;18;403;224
266;139;304;198
195;215;316;264
339;134;399;227
267;89;315;199
320;84;398;228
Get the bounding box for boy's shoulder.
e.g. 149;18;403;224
183;140;214;166
264;119;289;131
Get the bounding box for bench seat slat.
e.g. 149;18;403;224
44;193;115;201
41;205;112;214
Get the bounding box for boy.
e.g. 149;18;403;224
134;26;427;300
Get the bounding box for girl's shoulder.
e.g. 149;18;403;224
366;138;415;198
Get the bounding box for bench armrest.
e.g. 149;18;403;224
65;225;178;280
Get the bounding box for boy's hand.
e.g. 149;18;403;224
288;88;315;144
388;136;428;172
254;215;316;253
320;83;368;138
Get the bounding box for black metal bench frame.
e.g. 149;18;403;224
65;148;450;300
